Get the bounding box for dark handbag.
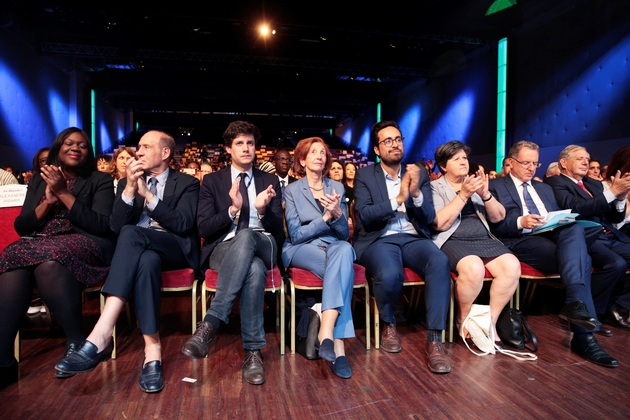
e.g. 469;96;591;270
496;306;538;352
296;308;321;360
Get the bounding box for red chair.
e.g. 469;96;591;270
371;267;425;349
287;264;370;354
1;206;22;360
202;267;285;355
110;268;198;359
520;263;561;310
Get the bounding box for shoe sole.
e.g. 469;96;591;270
379;345;402;353
558;315;597;331
55;370;75;379
138;383;165;393
181;347;208;359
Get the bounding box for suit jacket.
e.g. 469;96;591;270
488;175;560;239
14;171;116;264
111;170;200;274
352;163;435;261
545;174;630;243
430;175;494;248
282;176;349;267
197;166;284;266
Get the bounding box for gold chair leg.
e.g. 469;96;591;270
14;332;20;363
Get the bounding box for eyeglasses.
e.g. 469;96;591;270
274;157;293;163
512;158;542;168
378;137;404;147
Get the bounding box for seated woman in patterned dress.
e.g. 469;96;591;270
0;127;115;388
431;141;520;341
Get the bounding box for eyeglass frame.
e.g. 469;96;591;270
274;156;293;163
378;136;405;147
511;157;542;168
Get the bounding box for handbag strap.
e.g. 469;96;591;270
521;316;539;352
495;344;538;361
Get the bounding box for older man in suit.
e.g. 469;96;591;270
353;121;452;374
56;130;200;391
489;140;617;367
546;145;630;331
181;121;283;385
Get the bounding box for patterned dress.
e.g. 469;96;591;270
441;198;511;272
0;178;109;286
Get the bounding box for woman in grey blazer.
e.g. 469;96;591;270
431;141;520;342
282;137;355;378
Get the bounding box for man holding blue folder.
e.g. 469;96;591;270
489;141;618;367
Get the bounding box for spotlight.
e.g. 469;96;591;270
260;25;269;36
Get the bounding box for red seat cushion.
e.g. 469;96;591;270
403;267;423;283
0;207;21;253
204;266;282;290
161;268;195;288
519;262;557;277
289;263;366;287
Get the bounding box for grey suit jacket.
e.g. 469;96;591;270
282;176;350;267
430;175;493;249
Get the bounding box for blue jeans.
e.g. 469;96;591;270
207;229;277;350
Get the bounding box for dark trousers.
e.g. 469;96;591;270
207;229;277;350
502;223;596;333
589;233;630;314
102;225;187;335
359;233;450;330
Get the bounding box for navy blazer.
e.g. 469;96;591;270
545;174;630;243
488;175;560;239
353;163;435;261
111;170;200;274
282;176;350;267
15;171;116;264
197;166;284;266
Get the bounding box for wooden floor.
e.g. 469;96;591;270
2;288;630;420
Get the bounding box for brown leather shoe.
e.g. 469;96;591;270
606;306;630;331
380;324;402;353
242;350;265;385
425;341;451;374
181;321;217;359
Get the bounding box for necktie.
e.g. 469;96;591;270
522;182;540;216
280;179;286;202
137;177;158;228
577;180;592;197
237;173;250;231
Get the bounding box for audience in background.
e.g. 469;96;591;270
329;160;344;182
545;162;561;179
110;147;135;194
587;159;604;181
96;154;112;173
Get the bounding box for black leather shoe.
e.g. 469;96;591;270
571;334;618;368
55;342;79;379
181;321;217;359
138;360;165;393
55;339;113;374
605;306;630;331
0;358;18;390
242;350;265;385
559;301;598;331
594;326;613;337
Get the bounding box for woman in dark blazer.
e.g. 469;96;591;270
282;137;355;379
0;127;115;388
431;141;520;342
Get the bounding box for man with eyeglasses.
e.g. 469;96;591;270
353;120;452;374
546;145;630;335
489;140;618;367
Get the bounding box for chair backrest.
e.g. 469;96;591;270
0;206;21;253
